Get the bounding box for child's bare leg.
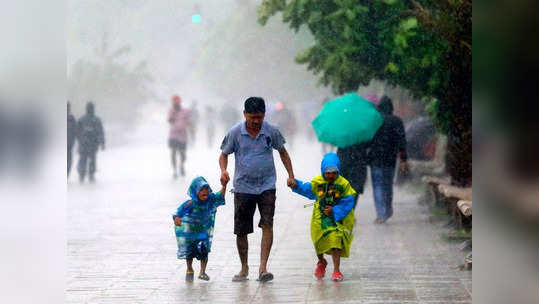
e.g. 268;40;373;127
317;254;327;264
331;249;341;273
186;258;194;273
200;259;208;275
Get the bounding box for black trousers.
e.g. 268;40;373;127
78;151;97;179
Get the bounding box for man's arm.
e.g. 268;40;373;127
219;152;230;186
278;147;296;188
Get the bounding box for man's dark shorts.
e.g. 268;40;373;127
168;139;186;150
234;189;276;235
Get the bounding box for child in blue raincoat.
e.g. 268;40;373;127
172;176;226;282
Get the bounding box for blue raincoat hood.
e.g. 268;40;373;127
320;152;341;178
188;176;213;203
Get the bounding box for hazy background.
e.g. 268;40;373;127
1;0;539;303
67;0;338;146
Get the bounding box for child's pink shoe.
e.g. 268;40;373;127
331;271;343;282
314;260;327;279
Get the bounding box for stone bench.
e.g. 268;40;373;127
422;176;472;230
421;175;451;206
457;200;472;216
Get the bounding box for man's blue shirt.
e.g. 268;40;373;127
221;121;286;194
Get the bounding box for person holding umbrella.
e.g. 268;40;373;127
369;96;408;224
312;93;384;207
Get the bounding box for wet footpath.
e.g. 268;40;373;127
68;140;471;303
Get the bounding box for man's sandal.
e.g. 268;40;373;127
198;273;210;281
256;272;274;283
232;273;249;282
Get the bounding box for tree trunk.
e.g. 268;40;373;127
444;41;472;187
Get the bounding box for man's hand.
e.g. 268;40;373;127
220;170;230;186
173;216;182;227
287;177;297;188
323;206;333;216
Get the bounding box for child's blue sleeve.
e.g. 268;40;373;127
172;200;192;220
292;179;316;200
332;195;355;221
211;191;226;207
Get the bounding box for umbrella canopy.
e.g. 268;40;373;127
405;116;437;160
312;93;383;148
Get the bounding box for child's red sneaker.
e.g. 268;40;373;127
314;260;327;279
331;271;343;282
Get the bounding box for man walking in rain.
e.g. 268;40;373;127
77;101;105;183
67;101;77;178
219;97;296;283
168;95;191;178
369;96;408;223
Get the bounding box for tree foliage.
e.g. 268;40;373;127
259;0;472;184
258;0;471;125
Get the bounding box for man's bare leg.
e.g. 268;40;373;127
259;224;273;275
236;234;249;277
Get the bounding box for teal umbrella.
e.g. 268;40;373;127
312;93;383;148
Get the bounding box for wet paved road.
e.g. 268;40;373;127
68;138;471;303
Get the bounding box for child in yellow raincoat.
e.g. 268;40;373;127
290;152;356;281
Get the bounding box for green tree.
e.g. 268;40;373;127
259;0;471;186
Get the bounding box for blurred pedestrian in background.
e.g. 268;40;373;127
270;102;297;149
369;96;407;224
77;101;105;183
220;101;240;131
168;95;191;178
